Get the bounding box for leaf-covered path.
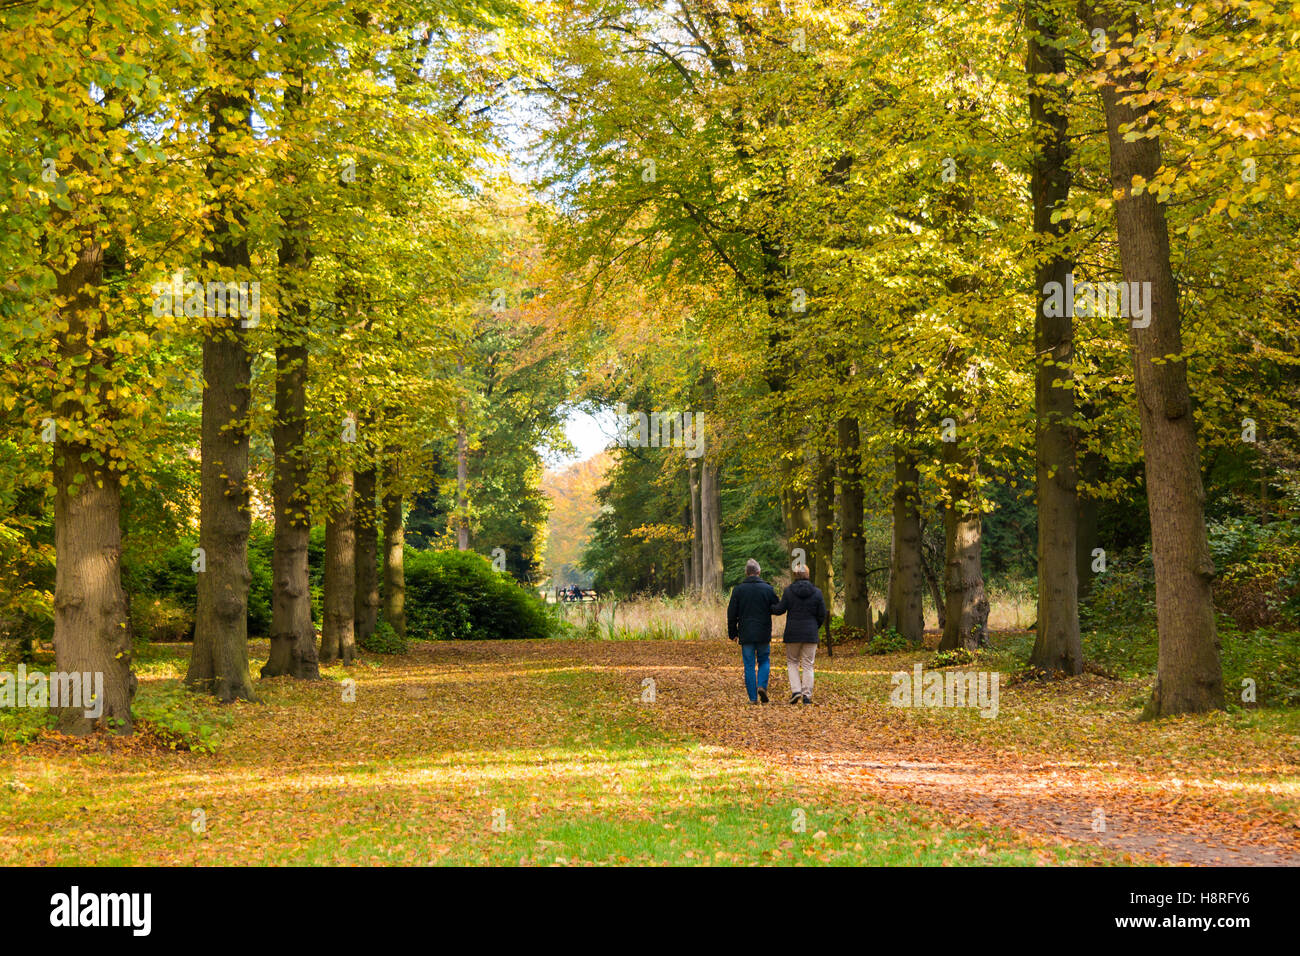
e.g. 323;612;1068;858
482;639;1300;866
1;638;1296;866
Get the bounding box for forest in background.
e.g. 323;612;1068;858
1;0;1298;741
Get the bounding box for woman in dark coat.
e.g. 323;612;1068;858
775;566;826;704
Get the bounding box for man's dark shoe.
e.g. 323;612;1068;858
749;698;759;705
803;695;812;705
758;687;768;704
788;692;801;705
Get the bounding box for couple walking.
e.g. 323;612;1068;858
726;558;826;705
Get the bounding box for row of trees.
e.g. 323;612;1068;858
1;0;566;733
536;0;1299;716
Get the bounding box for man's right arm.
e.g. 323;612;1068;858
727;589;738;639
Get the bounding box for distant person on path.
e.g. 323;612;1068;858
727;558;784;703
774;565;826;704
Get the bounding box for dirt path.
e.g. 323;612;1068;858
451;640;1300;866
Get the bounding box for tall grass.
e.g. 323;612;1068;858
553;579;1038;641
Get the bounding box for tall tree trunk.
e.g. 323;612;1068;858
1029;2;1082;674
264;336;318;679
886;413;925;644
938;389;989;651
1076;431;1102;601
813;451;836;601
1083;2;1223;716
780;455;813;563
690;460;703;590
320;467;356;666
700;459;724;590
456;358;469;551
51;237;135;734
837;417;872;634
682;497;694;591
264;63;319;680
187;83;256;702
354;462;379;644
381;456;405;639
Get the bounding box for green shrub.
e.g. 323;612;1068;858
405;549;554;640
122;521;277;639
866;628;910;655
929;647;977;668
129;593;194;643
362;620;408;655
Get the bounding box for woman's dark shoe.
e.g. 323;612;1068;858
803;695;812;705
789;692;801;704
758;687;768;704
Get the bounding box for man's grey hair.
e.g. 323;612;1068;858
745;558;761;576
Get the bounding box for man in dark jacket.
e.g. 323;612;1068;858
774;566;826;704
727;558;784;703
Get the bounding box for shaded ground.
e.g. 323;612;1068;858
0;637;1295;866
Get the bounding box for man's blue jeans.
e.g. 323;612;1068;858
740;642;771;702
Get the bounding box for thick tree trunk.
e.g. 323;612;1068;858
813;452;836;601
780;455;813;564
1083;2;1223;716
886;424;925;645
264;339;319;679
354;464;379;644
381;459;405;639
837;417;872;634
51;239;135;734
1029;3;1082;675
700;460;724;591
321;467;357;666
186;77;257;702
265;114;318;678
264;62;319;681
938;393;989;651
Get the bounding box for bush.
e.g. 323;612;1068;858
866;628;911;655
929;647;977;668
405;549;553;641
122;522;277;641
362;620;408;655
129;593;194;643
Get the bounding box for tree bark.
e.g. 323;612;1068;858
1029;2;1082;674
381;457;406;639
938;391;989;651
186;84;256;702
837;417;872;634
50;237;135;734
1076;433;1102;601
264;336;319;679
780;455;813;565
264;65;319;680
886;414;925;644
700;459;724;591
1083;1;1223;716
689;459;702;590
813;451;836;601
354;463;379;644
320;467;356;666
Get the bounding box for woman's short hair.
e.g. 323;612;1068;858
793;566;810;580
